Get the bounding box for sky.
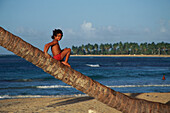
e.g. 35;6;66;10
0;0;170;54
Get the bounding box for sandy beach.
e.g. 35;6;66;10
71;55;170;57
0;93;169;113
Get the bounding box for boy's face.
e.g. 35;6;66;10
55;33;62;41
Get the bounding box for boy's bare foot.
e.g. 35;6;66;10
62;61;71;67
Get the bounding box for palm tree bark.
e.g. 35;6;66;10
0;27;169;113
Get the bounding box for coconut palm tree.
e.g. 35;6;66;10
104;43;112;54
94;43;99;54
113;43;119;54
0;27;169;113
88;43;94;54
100;43;105;54
72;46;78;55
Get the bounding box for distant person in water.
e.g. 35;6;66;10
44;29;71;67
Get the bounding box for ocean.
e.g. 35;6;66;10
0;55;170;99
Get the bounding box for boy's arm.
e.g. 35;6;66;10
44;40;58;58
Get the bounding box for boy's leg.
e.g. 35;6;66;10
60;48;71;66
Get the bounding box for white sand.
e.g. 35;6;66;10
0;93;169;113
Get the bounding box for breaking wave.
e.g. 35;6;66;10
86;64;100;67
2;84;169;90
36;84;170;89
36;85;72;88
107;84;170;88
0;94;88;99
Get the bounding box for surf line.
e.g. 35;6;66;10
36;84;170;89
107;84;170;88
86;64;100;67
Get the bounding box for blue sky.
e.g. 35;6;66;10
0;0;170;54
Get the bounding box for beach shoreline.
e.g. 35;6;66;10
71;54;170;57
0;93;169;113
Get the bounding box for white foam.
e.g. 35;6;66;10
1;84;170;99
0;95;43;99
36;84;170;89
107;84;170;88
36;85;72;89
0;94;88;99
86;64;100;67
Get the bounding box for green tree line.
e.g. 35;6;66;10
71;42;170;55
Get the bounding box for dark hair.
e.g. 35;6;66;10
51;29;63;39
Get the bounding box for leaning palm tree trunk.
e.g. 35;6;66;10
0;27;169;113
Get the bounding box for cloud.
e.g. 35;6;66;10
144;28;151;33
15;26;38;37
68;21;169;47
81;21;95;32
64;28;76;36
159;19;170;33
160;27;166;33
13;26;52;51
15;26;49;39
71;21;142;38
79;21;96;38
67;21;147;42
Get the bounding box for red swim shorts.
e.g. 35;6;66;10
53;53;62;61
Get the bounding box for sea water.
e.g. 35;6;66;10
0;55;170;99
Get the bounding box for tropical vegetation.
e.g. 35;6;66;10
72;42;170;55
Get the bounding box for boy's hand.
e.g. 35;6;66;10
45;52;51;58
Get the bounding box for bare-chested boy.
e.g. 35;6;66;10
44;29;71;67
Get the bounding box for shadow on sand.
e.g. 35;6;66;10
47;96;94;107
47;93;145;108
129;93;142;98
